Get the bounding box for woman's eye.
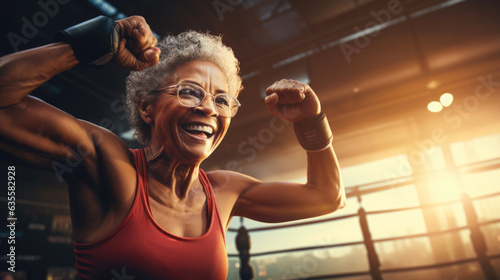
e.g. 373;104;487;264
179;88;203;99
215;96;230;106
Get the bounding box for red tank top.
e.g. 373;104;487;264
73;149;228;279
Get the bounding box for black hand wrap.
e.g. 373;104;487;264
55;16;121;67
293;112;333;151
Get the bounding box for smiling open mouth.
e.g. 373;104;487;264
182;123;214;138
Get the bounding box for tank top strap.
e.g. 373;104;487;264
199;169;226;240
131;148;154;218
131;149;148;201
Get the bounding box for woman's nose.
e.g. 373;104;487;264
193;94;219;117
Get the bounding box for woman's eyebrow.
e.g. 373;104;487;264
182;80;228;94
181;80;201;86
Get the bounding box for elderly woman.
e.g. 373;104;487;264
0;16;344;279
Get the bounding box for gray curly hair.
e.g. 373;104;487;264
125;30;243;145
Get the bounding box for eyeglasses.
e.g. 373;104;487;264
153;83;241;118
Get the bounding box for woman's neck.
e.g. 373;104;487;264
144;144;201;200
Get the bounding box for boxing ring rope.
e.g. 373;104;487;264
229;157;500;280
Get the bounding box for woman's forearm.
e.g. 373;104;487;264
0;42;78;107
306;145;346;210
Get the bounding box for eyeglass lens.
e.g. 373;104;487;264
177;84;239;117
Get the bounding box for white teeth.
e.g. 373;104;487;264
184;124;214;135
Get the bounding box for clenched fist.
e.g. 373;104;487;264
114;16;160;71
264;79;321;122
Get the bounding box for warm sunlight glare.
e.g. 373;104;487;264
440;92;454;107
427;101;443;113
427;170;463;203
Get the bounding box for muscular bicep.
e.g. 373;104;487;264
0;96;97;175
230;173;339;223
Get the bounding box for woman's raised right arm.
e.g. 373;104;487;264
0;43;105;175
0;15;160;176
0;42;78;107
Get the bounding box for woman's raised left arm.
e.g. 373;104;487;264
226;80;345;222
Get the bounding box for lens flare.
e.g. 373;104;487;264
440;93;454;107
427;101;443;113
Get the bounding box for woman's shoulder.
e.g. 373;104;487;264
75;119;137;190
205;170;236;188
205;169;260;192
79;119;135;164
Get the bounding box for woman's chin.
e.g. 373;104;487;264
169;145;212;165
172;130;223;164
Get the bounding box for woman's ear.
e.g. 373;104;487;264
138;98;153;125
